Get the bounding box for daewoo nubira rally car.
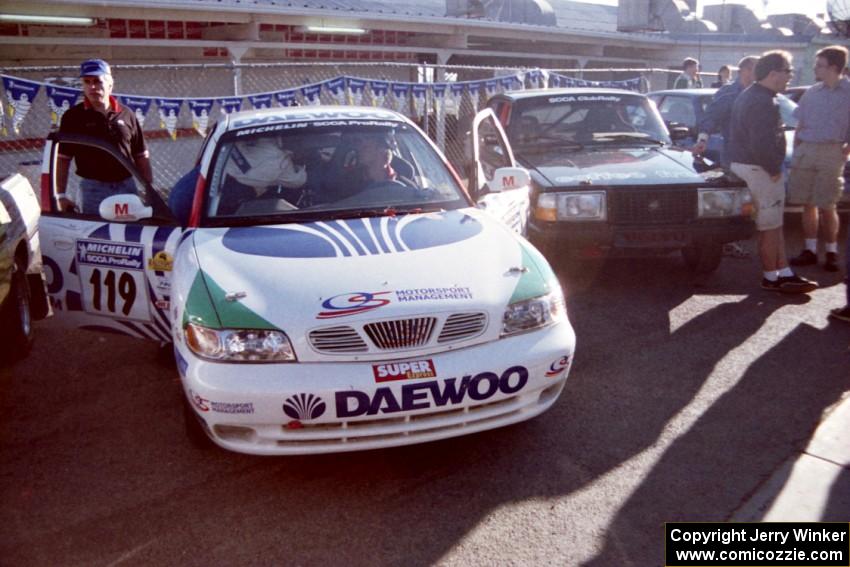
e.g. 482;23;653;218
38;105;575;455
487;89;755;273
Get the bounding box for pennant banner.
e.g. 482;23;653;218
117;95;154;128
347;77;367;106
326;77;346;106
411;84;429;118
390;83;411;112
275;89;298;107
219;97;243;115
248;93;272;109
0;71;647;139
445;83;465;117
300;84;322;106
46;85;79;128
187;98;214;136
499;75;522;92
156;98;182;140
369;80;389;108
2;76;41;135
467;81;482;111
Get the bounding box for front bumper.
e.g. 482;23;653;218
176;320;576;455
529;217;754;256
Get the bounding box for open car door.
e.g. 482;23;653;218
469;108;531;235
39;132;182;343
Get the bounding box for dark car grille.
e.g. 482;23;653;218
608;189;696;225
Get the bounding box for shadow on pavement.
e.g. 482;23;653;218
583;315;850;565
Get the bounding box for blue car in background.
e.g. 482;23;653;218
648;87;850;211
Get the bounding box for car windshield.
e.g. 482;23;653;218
507;93;671;148
204;121;467;225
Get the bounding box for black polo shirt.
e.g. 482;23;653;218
58;96;148;182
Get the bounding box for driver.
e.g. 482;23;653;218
351;132;399;190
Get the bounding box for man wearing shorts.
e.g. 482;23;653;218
728;50;818;294
787;45;850;273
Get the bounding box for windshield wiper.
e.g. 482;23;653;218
591;132;666;145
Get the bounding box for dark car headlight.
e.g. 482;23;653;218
697;188;753;218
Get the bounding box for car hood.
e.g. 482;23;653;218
519;146;710;188
186;209;557;361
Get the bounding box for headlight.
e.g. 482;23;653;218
185;323;297;362
698;188;753;218
560;191;607;221
502;289;566;337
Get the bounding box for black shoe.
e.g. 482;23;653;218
824;252;840;273
829;306;850;322
789;249;817;266
761;274;818;294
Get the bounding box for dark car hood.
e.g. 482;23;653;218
518;145;719;188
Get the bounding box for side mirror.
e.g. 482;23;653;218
99;194;153;222
487;167;530;193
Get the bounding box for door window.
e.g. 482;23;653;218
656;96;696;128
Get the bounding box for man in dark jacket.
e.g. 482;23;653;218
728;50;818;294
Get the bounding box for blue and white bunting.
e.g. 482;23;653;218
347;77;366;106
275;90;298;107
369;80;389;108
300;84;322;106
156;98;183;140
117;95;153;128
249;93;273;110
2;76;41;135
187;98;214;136
500;75;522;92
326;77;346;106
46;85;79;128
485;79;499;98
219;97;243;115
446;83;464;117
468;81;482;111
390;83;411;113
411;84;429;118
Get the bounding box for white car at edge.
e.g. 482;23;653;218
39;106;576;455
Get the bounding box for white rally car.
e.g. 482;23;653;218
39;106;575;455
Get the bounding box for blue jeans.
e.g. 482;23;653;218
79;177;137;216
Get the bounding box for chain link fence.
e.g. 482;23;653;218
0;62;671;199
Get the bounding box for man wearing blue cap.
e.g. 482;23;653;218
54;58;152;214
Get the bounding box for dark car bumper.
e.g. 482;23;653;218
529;217;755;257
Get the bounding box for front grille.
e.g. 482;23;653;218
438;312;487;343
308;326;368;353
364;317;436;350
609;189;696;225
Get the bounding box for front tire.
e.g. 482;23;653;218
682;241;723;274
0;260;34;363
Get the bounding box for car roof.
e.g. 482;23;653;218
647;88;717;96
493;87;648;101
223;105;408;132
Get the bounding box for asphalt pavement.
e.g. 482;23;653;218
1;219;848;566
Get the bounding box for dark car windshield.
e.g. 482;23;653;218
204;121;467;225
507;93;672;148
